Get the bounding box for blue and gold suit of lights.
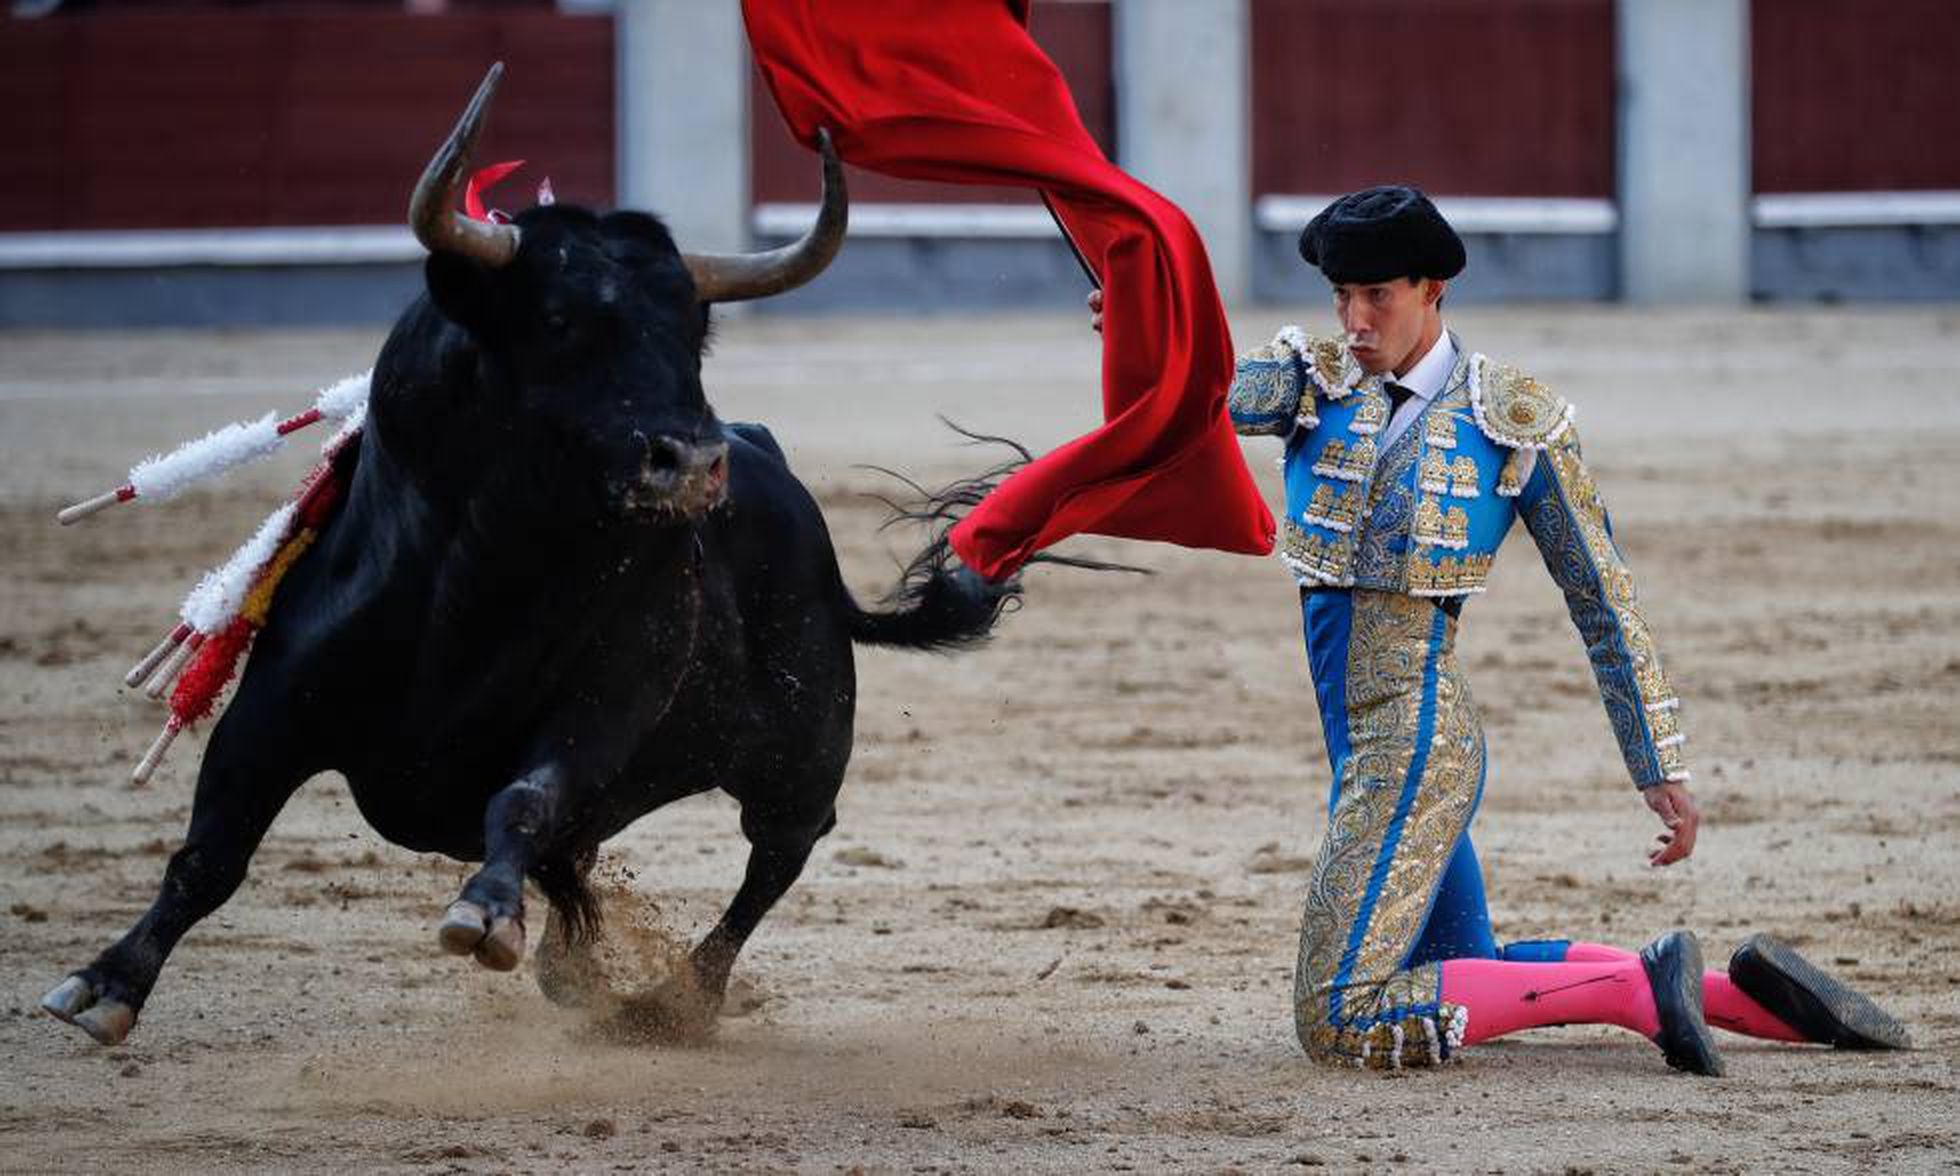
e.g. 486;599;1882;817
1229;328;1689;1067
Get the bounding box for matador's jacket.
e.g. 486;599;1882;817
1229;326;1690;1068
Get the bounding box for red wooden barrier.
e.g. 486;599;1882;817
1752;0;1960;193
0;9;611;231
1249;0;1615;198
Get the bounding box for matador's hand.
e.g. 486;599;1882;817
1643;781;1700;867
1087;288;1104;334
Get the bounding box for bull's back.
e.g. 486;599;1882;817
711;422;847;593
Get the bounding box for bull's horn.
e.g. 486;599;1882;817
684;129;847;303
408;62;521;268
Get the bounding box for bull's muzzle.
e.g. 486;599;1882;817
616;432;729;521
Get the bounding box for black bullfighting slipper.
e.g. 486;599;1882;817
1641;930;1725;1076
1728;933;1912;1050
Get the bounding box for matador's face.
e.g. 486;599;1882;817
1332;277;1445;377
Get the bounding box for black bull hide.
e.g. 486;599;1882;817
40;168;1022;1051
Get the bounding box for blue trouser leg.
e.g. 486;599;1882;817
1406;835;1499;964
1303;590;1499;967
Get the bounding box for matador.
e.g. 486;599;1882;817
1199;187;1910;1072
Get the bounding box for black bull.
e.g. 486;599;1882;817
41;66;1020;1046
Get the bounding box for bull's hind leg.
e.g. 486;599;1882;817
687;806;837;1008
534;848;604;1008
41;691;313;1045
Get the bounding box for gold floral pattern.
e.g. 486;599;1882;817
1281;520;1356;586
1294;591;1484;1068
1419;450;1450;494
1522;431;1688;785
1495;448;1533;497
1349;389;1389;436
1227;348;1303;437
1311;435;1377;483
1473;360;1572;449
1305;483;1364;533
1425;411;1458;450
1307;335;1375;401
1407;552;1495;596
1412;500;1469;550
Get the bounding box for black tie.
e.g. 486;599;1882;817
1385;381;1416;416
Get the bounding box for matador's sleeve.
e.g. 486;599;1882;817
1516;428;1689;788
1227;326;1314;436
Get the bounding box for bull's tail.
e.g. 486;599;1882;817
847;535;1021;651
846;424;1141;652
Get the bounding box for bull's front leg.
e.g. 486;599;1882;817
437;763;566;971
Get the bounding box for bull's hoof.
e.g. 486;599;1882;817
41;976;137;1046
436;902;526;971
477;916;526;972
438;901;491;957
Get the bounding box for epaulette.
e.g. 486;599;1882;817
1469;355;1575;450
1285;328;1376;402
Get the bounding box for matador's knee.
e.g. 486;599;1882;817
1293;962;1467;1070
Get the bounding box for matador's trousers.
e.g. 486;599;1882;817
1293;588;1492;1068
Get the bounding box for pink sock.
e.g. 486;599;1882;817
1563;942;1805;1043
1440;958;1659;1045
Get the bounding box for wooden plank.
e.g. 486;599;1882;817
1752;0;1960;192
0;9;610;231
1250;0;1614;198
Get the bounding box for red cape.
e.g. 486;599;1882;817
743;0;1275;579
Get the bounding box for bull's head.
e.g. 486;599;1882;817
405;63;846;523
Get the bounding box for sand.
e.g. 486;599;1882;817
1;305;1956;1173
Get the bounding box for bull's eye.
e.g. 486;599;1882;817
544;313;571;335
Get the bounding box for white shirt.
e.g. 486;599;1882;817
1375;327;1457;453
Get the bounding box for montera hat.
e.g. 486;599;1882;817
1298;186;1466;284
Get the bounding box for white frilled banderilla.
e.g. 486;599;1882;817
57;371;373;783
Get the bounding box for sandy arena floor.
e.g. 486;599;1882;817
1;306;1957;1173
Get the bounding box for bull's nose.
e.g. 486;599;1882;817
632;432;724;484
639;433;689;479
618;432;730;519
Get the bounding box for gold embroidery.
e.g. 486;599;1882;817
1313;434;1378;483
1309;336;1354;399
1419;450;1450;494
1228;350;1301;436
1406;551;1495;596
1349;389;1389;436
1280;520;1356;585
1343;435;1377;479
1442;506;1469;550
1311;438;1350;480
1496;448;1531;497
1474;361;1572;449
1646;700;1683;746
1413;496;1446;547
1306;484;1336;522
1303;335;1389;405
1304;484;1363;533
1415;500;1470;550
1425;411;1458;450
1449;455;1481;499
1540;434;1687;781
1295;592;1483;1068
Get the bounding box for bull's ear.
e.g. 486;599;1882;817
425;253;492;331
